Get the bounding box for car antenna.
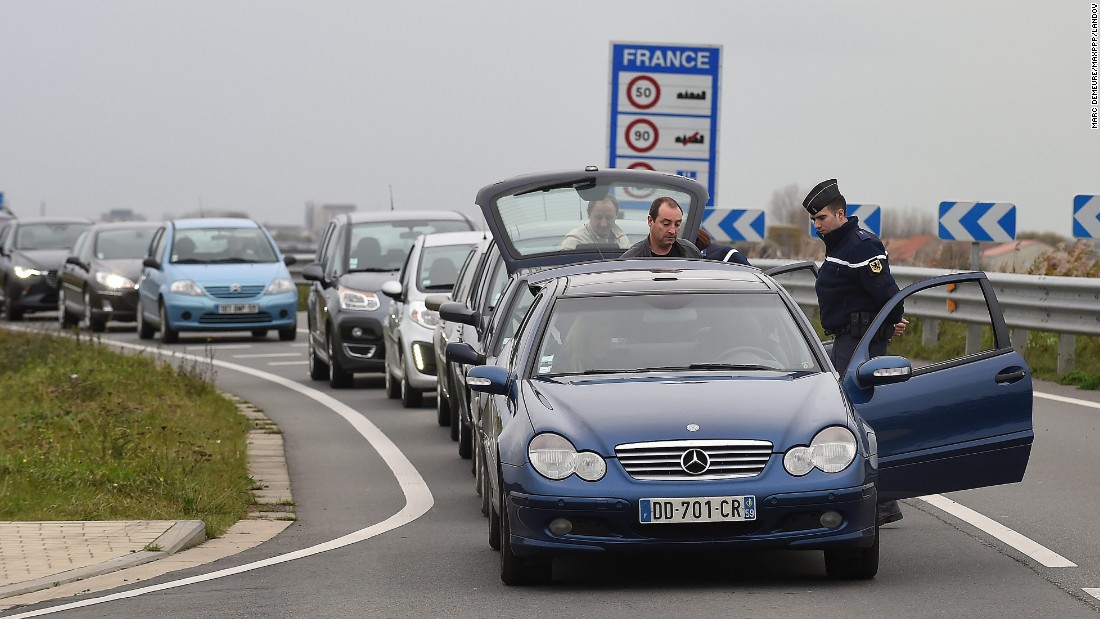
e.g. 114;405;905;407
389;185;395;211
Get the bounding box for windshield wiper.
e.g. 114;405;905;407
688;363;778;371
207;257;262;263
348;267;396;273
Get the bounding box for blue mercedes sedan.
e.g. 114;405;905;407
457;168;1033;585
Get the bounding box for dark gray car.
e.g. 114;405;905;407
0;217;92;321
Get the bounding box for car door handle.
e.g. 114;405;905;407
995;369;1026;384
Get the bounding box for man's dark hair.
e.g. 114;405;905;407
648;196;682;219
587;195;621;215
824;196;847;215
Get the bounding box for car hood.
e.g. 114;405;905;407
96;258;144;281
523;371;851;454
13;249;68;270
336;269;400;292
167;262;290;284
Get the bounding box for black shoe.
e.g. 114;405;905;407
877;500;903;526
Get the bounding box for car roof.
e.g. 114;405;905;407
88;221;163;232
336;210;477;225
171;217;259;229
421;230;492;248
9;216;93;225
531;259;773;297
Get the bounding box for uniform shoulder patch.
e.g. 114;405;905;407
868;258;883;274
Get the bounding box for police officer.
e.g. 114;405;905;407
696;227;751;265
804;178;908;525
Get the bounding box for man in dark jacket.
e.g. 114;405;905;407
696;227;751;265
805;178;908;526
620;196;703;258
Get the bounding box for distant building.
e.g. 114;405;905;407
980;239;1054;273
100;208;147;222
305;201;356;237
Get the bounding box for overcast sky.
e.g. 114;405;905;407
1;1;1096;238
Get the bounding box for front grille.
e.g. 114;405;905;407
205;285;265;299
46;270;59;287
616;439;773;481
198;312;273;325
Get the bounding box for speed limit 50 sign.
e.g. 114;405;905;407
608;42;722;206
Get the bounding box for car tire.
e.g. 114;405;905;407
159;304;179;344
58;290;77;329
278;327;297;342
84;289;106;333
4;294;24;321
488;483;501;551
328;334;353;389
458;415;472;460
437;377;452;427
400;373;423;408
824;521;879;580
477;448;490;517
136;304;154;339
307;340;329;381
499;486;551;586
251;329;269;338
449;399;460;442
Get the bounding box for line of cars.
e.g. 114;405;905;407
414;167;1035;585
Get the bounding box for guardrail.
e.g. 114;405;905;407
754;259;1100;374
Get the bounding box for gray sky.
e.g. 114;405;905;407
1;1;1096;238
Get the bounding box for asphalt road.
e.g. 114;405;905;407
3;315;1099;618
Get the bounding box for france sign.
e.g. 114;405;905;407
809;204;881;238
1073;195;1100;239
938;201;1016;242
702;209;765;242
608;42;722;206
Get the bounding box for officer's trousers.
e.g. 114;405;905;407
828;332;889;376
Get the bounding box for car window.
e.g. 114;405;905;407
14;223;90;250
170;227;277;264
418;244;476;292
70;231;89;261
450;247;479;304
535;292;819;376
348;220;473;272
96;228;158;260
487;280;536;357
883;280;1002;372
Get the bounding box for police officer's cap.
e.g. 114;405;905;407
803;179;844;215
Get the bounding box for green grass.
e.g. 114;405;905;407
0;330;254;537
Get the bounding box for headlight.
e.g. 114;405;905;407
409;301;440;329
169;279;205;296
265;278;295;295
95;272;136;290
783;426;857;476
13;265;43;279
338;286;380;311
528;433;606;482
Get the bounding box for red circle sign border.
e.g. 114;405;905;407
626;75;661;110
624;118;659;153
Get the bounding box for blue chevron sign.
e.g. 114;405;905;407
1073;195;1100;239
702;208;764;242
809;204;881;238
938;201;1015;242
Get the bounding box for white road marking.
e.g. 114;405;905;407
185;344;253;351
1035;391;1100;410
8;342;433;618
918;494;1076;568
1084;588;1100;601
230;353;302;359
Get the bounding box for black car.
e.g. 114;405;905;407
58;221;161;331
0;217;92;321
302;210;479;388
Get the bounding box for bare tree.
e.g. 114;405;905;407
881;206;934;239
768;183;805;226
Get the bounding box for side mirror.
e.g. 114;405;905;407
424;293;450;312
854;355;913;388
466;365;509;396
65;255;85;269
283;255;297;266
380;280;403;301
301;263;324;282
439;301;478;327
447;342;486;366
142;257;161;270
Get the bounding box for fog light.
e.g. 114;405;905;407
819;511;843;529
548;518;573;536
279;309;288;318
351;327;363;338
182;311;192;320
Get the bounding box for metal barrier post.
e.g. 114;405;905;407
1058;334;1077;375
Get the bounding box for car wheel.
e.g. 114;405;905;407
159;304;179;343
487;482;501;550
136;303;154;339
437;377;452;427
477;447;490;517
328;334;353;389
4;294;24;321
58;290;77;329
824;521;879;580
458;415;472;460
278;327;297;342
307;339;329;381
499;485;551;585
400;372;423;408
449;398;460;441
251;329;269;338
84;289;106;333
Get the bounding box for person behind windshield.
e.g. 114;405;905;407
560;196;631;250
620;196;702;258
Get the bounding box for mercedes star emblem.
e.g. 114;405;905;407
680;448;710;475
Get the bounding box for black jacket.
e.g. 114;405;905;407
620;238;703;259
815;217;902;334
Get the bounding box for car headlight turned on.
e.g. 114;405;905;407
783;426;857;476
409;301;440;329
265;278;295;295
338;286;380;311
528;433;606;482
13;266;43;279
95;272;136;290
169;279;205;296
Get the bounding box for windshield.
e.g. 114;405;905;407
494;181;694;258
170;227;278;264
417;244;475;292
535;292;819;376
95;228;157;260
348;220;473;272
14;223;90;250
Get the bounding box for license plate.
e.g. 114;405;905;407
218;303;259;314
639;496;756;524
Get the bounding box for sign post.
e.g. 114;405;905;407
608;42;722;207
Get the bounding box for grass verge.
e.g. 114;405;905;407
0;330;253;538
